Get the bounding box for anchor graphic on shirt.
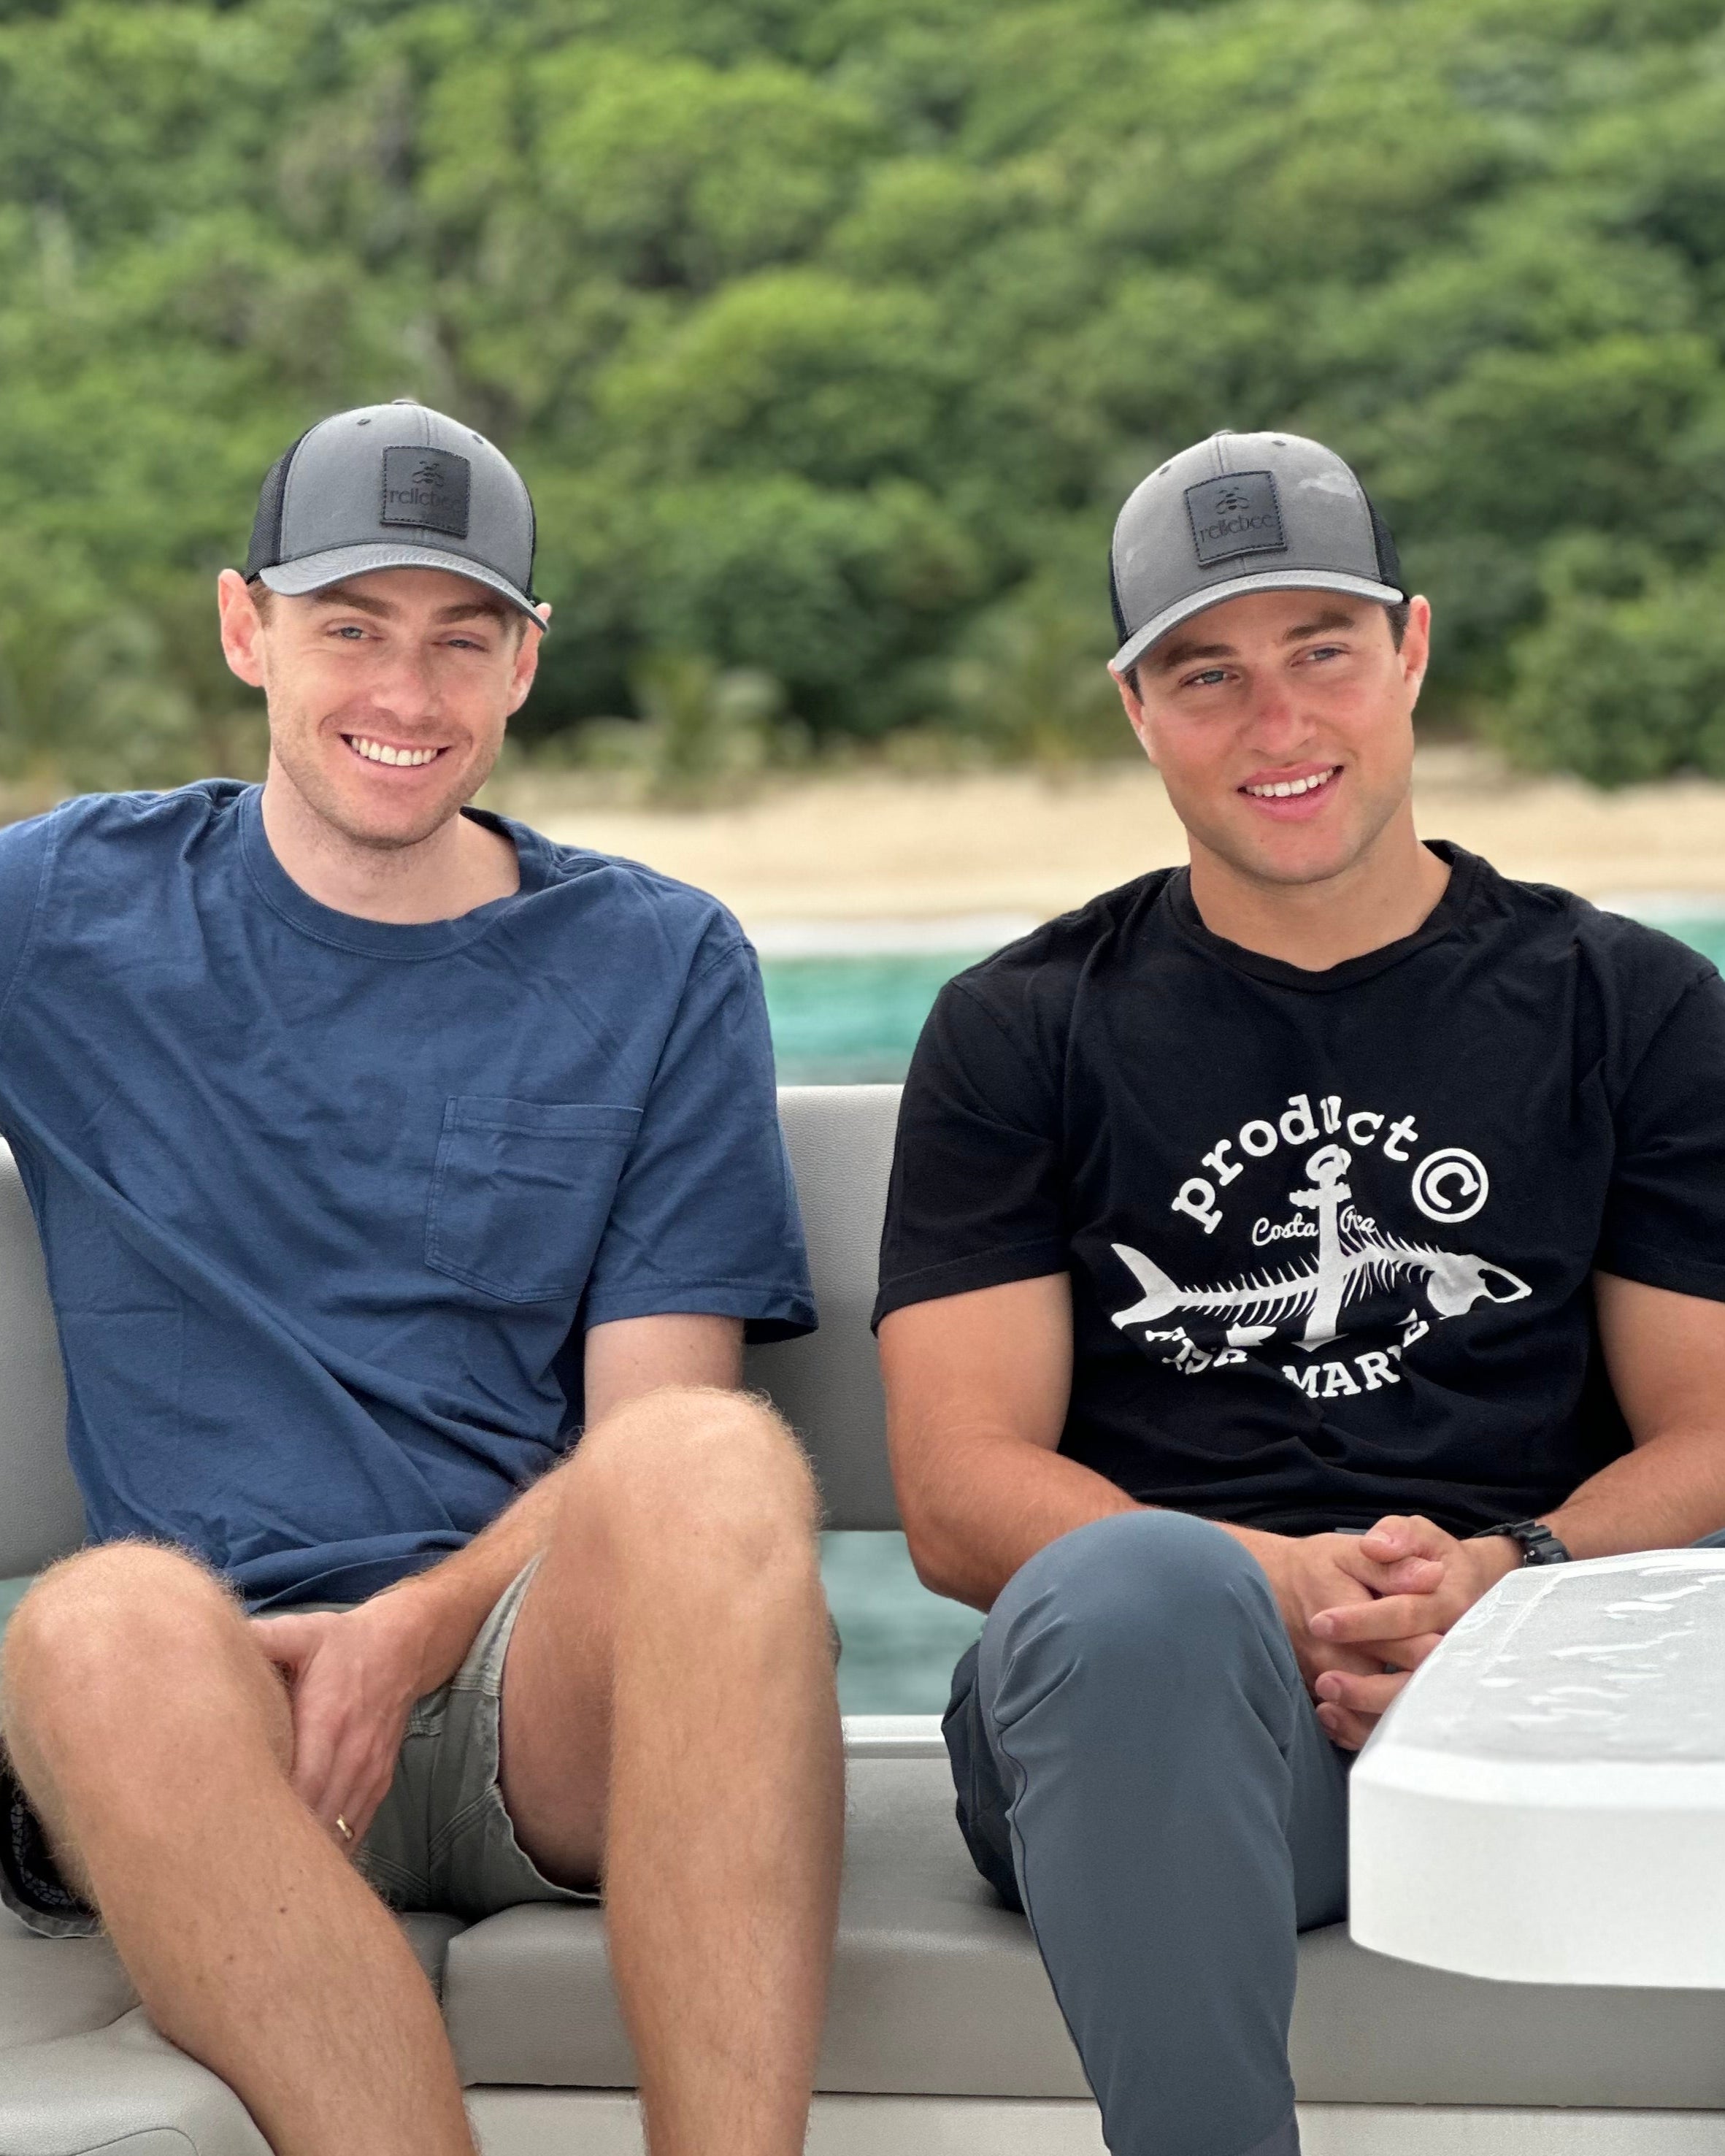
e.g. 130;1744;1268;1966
1289;1143;1352;1347
1109;1143;1531;1354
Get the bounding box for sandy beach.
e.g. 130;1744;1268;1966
490;745;1725;935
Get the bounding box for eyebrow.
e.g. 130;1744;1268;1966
308;587;507;625
434;596;512;622
310;587;392;618
1151;605;1361;673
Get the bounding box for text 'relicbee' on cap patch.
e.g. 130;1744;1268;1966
380;446;471;541
1184;472;1286;567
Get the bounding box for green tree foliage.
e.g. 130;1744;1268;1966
4;0;1725;783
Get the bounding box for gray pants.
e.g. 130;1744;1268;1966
945;1511;1348;2156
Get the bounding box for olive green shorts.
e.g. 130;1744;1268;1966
356;1558;599;1920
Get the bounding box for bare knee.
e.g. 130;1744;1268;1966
572;1387;821;1581
3;1542;253;1757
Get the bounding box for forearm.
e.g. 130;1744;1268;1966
375;1313;746;1692
374;1468;569;1695
899;1427;1141;1612
1545;1423;1725;1559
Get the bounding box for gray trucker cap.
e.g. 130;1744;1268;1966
1109;429;1402;675
245;399;542;626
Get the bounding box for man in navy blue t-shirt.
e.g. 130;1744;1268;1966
0;402;840;2156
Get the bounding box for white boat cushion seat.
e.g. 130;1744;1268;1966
0;1906;464;2041
0;2007;274;2156
0;1908;138;2053
0;1908;464;2154
444;1755;1725;2106
442;1755;1092;2097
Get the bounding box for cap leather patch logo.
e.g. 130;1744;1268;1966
380;445;470;539
1186;470;1285;567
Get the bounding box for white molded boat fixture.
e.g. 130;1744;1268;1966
1351;1549;1725;1987
842;1714;948;1759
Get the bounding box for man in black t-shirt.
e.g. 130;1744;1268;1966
875;429;1725;2156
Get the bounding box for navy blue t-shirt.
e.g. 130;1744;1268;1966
0;783;813;1606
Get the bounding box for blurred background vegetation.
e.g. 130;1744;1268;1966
4;0;1725;795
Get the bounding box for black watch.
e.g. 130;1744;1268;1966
1470;1519;1572;1567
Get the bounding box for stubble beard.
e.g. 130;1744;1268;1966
269;714;500;856
1187;767;1413;897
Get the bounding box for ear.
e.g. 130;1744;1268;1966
1113;663;1160;769
1399;595;1432;709
504;603;551;717
217;569;267;690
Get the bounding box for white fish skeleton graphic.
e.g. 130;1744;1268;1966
1111;1142;1530;1353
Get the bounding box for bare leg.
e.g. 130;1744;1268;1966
499;1387;844;2156
0;1543;475;2156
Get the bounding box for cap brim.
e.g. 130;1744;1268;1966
258;544;545;629
1110;569;1403;677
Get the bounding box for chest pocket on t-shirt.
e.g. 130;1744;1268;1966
425;1097;642;1304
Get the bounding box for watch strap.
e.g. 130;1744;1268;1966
1470;1518;1572;1566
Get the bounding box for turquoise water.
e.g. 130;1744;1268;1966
794;910;1725;1713
763;917;1725;1092
1670;919;1725;971
821;1530;981;1713
761;953;988;1086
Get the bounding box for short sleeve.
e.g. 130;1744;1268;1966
0;810;55;1046
1597;969;1725;1301
581;931;815;1341
872;976;1067;1327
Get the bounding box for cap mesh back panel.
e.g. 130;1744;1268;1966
1366;493;1403;591
1108;555;1129;645
244;431;310;579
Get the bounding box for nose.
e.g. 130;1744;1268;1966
1242;674;1315;753
363;642;441;728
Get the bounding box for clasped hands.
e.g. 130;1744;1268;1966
1237;1515;1521;1752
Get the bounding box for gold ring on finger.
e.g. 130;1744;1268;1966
335;1814;353;1843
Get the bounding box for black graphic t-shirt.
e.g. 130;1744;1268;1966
874;845;1725;1536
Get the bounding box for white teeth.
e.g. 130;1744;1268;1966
1245;767;1337;799
346;737;439;768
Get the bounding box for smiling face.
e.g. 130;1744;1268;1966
218;566;545;851
1117;587;1431;891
